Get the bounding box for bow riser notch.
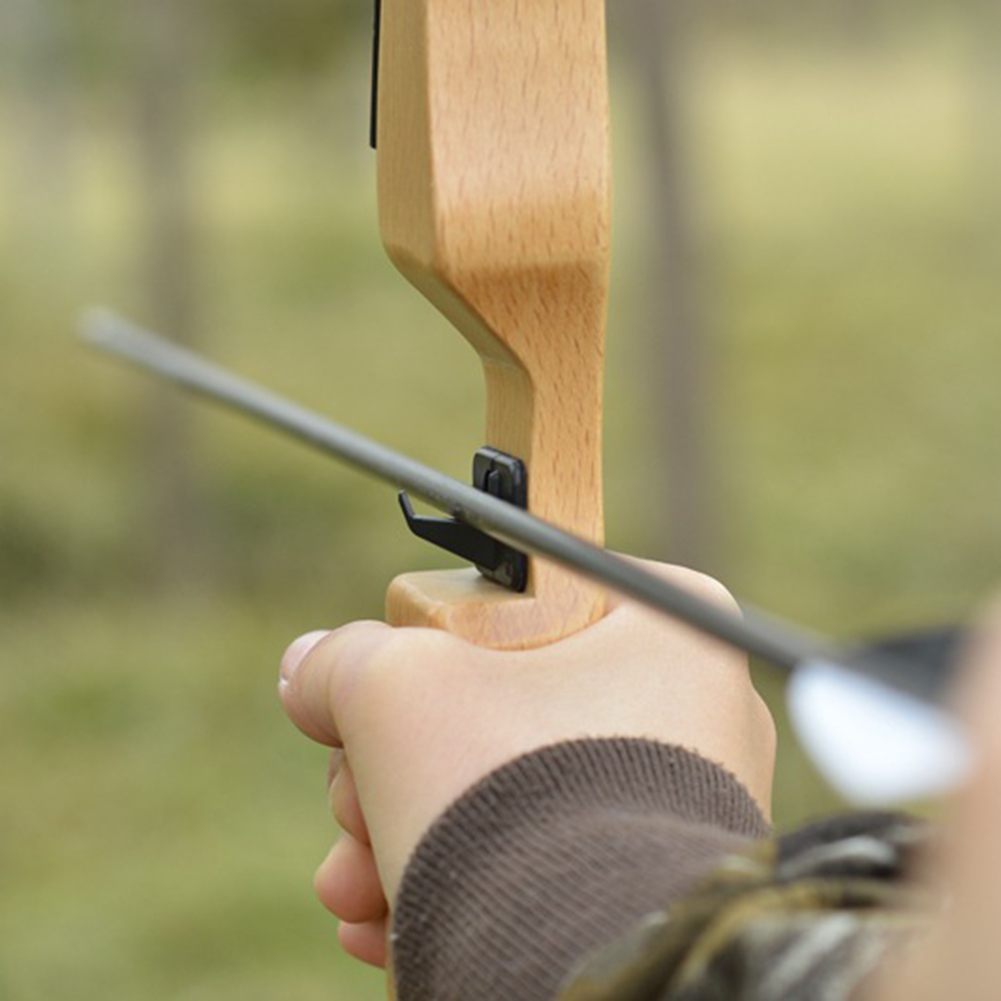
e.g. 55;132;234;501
377;0;611;649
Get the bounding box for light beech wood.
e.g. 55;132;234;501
377;0;611;650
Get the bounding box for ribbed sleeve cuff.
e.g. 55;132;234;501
391;738;770;1001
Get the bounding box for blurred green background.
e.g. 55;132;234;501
2;0;999;997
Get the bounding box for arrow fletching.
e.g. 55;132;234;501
788;659;971;805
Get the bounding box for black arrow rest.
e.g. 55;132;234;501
400;447;529;592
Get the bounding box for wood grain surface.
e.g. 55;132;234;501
377;0;611;650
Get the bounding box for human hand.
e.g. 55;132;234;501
278;562;776;968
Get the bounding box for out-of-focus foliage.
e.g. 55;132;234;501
6;0;367;87
201;0;368;79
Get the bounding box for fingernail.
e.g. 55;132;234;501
281;631;331;684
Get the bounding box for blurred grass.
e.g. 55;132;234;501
2;34;999;1000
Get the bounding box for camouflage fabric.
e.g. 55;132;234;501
559;812;936;1001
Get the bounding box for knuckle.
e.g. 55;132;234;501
369;627;462;679
632;561;744;620
682;570;743;618
334;626;466;723
319;622;392;700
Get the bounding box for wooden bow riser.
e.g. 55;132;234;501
377;0;612;649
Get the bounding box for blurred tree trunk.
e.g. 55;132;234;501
132;0;206;589
619;0;720;573
1;0;73;245
970;0;1001;228
836;0;885;46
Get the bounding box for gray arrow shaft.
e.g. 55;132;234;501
82;309;939;702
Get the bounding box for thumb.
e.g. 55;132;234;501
278;621;393;747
